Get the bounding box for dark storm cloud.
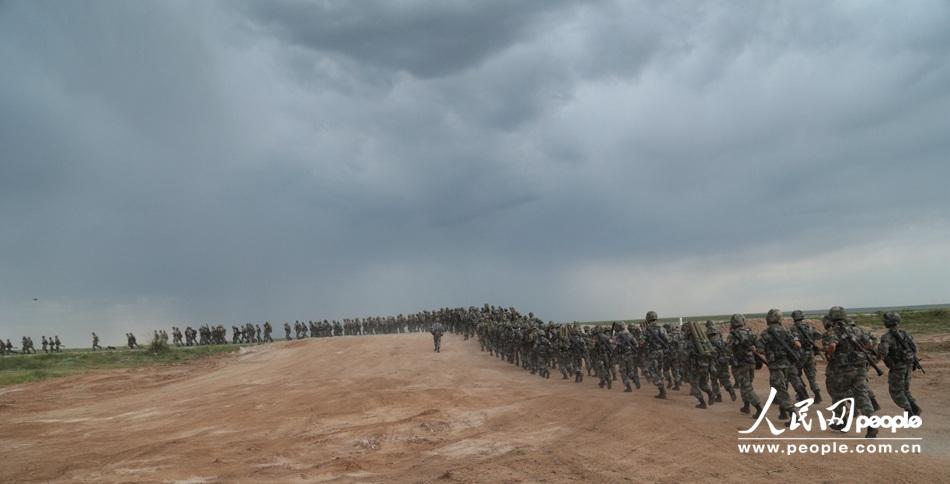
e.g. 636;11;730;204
2;0;949;344
243;0;577;79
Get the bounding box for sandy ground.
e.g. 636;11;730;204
1;333;948;483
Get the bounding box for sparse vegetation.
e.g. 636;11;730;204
0;345;240;386
851;308;950;335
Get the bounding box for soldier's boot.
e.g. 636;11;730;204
779;409;789;420
865;427;878;439
739;402;751;414
655;387;668;400
910;401;922;416
870;395;881;412
598;380;605;388
752;403;764;418
695;396;707;409
624;382;633;393
634;376;641;389
562;373;569;380
813;389;823;404
714;393;723;403
545;369;550;379
606;378;612;390
672;383;680;391
706;391;716;406
728;388;737;402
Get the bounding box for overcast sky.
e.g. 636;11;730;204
2;1;949;345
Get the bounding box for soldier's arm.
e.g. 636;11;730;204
876;333;891;359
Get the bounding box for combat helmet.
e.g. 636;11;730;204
645;310;658;322
791;310;805;322
765;309;783;324
883;312;902;328
705;320;720;336
729;313;746;328
827;306;848;322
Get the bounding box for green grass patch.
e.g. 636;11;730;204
0;345;241;386
851;308;950;335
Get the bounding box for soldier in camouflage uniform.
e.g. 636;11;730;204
556;327;575;380
643;311;670;399
569;326;588;383
877;312;922;416
728;314;763;417
591;326;612;389
706;321;736;402
663;323;682;390
827;306;878;437
790;310;823;403
684;322;715;409
535;329;552;379
614;324;640;392
430;321;444;352
756;309;801;420
821;315;842;403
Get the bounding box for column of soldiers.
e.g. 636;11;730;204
3;302;924;438
466;305;923;439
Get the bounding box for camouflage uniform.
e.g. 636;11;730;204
569;328;589;383
790;311;823;402
876;312;922;416
827;306;877;437
684;323;715;408
591;327;612;389
614;328;640;391
643;311;670;399
821;316;843;403
728;314;762;416
430;322;444;352
706;321;736;402
756;309;801;419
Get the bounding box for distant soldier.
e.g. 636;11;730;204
23;336;34;354
54;335;62;352
643;311;670;399
284;322;292;341
614;325;640;392
728;314;763;417
92;332;102;351
877;312;922;416
41;336;49;353
430;321;445;352
790;310;823;403
127;333;138;349
263;322;273;343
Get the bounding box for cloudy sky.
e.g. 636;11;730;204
2;0;949;344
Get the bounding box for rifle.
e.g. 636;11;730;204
892;330;926;374
767;326;800;366
751;349;769;369
796;324;820;356
646;326;670;352
838;327;884;376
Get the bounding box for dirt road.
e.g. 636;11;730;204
1;333;947;483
